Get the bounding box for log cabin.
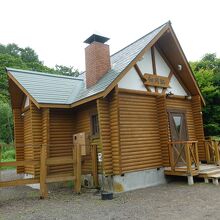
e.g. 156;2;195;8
6;21;208;192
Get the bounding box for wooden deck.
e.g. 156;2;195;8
165;164;220;185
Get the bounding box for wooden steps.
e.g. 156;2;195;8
165;164;220;185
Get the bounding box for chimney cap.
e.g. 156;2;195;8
84;34;110;44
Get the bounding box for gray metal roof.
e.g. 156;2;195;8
7;22;168;105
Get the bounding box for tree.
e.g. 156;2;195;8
0;101;13;144
55;65;80;77
190;53;220;136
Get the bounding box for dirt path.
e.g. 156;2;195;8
1;172;220;220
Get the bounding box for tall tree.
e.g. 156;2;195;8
191;53;220;136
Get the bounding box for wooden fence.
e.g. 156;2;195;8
168;141;199;176
205;139;220;165
0;143;98;199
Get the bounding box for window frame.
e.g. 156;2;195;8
90;111;100;138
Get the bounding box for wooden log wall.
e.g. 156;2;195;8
166;98;197;141
30;102;42;176
74;102;102;174
97;98;113;175
13;109;24;173
49;109;75;175
23;108;34;174
109;89;121;175
191;95;206;160
156;96;170;167
118;92;163;173
41;108;50;177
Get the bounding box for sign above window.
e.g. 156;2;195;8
143;73;169;88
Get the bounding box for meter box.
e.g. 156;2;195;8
73;132;90;156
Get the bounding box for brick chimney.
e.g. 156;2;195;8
84;34;111;88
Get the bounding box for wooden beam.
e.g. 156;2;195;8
118;87;166;97
151;47;157;75
103;24;170;98
155;45;191;96
0;178;39;188
46;175;76;183
75;144;81;193
40;144;48;199
167;24;205;105
134;64;151;92
91;144;98;188
46;156;74;165
0;161;40;167
7;72;40;109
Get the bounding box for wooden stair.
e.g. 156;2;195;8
197;165;220;185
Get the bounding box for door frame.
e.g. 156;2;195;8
167;108;189;141
167;108;189;166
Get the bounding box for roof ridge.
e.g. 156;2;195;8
6;67;83;81
110;21;170;58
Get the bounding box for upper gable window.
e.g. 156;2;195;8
24;96;30;108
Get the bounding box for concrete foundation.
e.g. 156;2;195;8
187;176;194;185
112;168;167;192
82;168;166;192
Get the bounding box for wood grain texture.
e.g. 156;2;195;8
97;98;113;175
118;91;162;173
166;97;197;142
49;109;75;175
156;96;170;166
13;109;24;173
191;95;205;160
23;108;34;174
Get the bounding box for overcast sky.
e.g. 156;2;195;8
0;0;219;71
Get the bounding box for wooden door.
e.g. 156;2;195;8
168;110;188;166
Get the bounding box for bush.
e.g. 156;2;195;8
0;143;15;161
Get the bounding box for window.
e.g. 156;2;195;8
91;114;99;136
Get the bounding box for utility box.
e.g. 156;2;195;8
73;132;90;156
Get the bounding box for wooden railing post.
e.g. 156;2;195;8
91;144;98;188
205;141;211;164
75;144;81;194
168;142;175;171
40;144;48;199
194;142;199;170
185;143;192;176
214;140;220;165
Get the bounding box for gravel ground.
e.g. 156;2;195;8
1;170;220;220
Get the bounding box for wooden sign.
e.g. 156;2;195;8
143;73;169;88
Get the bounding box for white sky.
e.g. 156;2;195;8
0;0;219;71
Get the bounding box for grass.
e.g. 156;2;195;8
0;142;15;170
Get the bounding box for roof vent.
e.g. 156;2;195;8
84;34;110;44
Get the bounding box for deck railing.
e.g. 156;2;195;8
168;141;199;176
205;139;220;165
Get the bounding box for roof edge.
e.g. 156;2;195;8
6;67;83;81
7;70;40;109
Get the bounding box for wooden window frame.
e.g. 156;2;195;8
21;95;30;113
90;111;100;139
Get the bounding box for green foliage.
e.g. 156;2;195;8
55;65;80;77
190;53;220;136
0;143;15;160
0;101;13;144
0;143;15;170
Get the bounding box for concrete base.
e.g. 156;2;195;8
213;178;219;186
113;168;166;192
187;176;194;185
82;168;166;193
